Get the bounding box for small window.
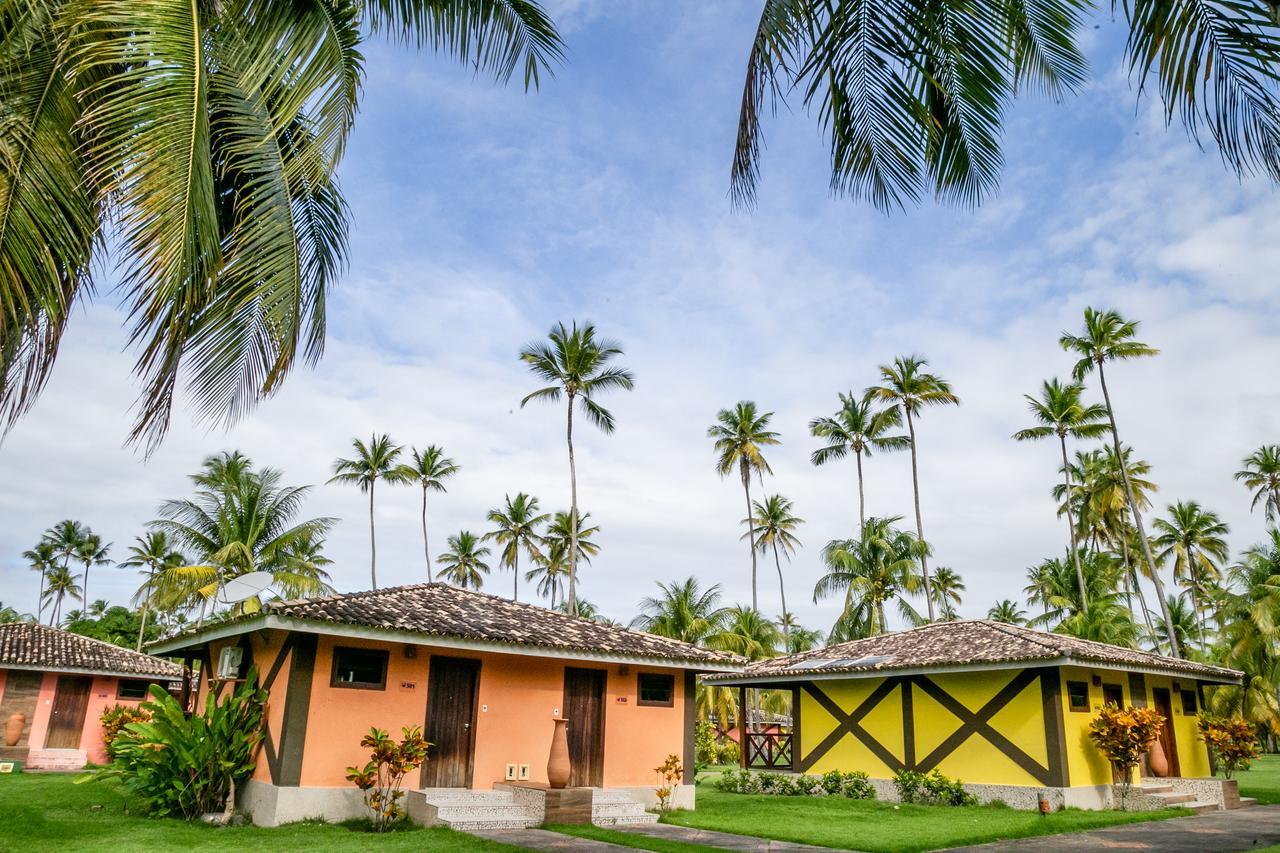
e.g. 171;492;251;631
637;673;675;707
1067;681;1090;712
331;646;389;690
1103;684;1124;708
1181;689;1198;715
116;679;152;700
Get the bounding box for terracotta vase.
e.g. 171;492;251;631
1148;738;1170;777
5;712;25;747
547;718;570;789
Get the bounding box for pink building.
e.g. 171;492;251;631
0;623;182;770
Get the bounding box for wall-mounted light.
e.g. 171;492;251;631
1091;675;1102;687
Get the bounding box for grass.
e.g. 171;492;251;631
0;773;520;853
1236;753;1280;804
660;785;1191;853
544;823;710;852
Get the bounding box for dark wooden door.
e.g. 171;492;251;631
422;657;480;787
45;675;92;749
1151;687;1181;776
563;667;606;787
1103;683;1124;707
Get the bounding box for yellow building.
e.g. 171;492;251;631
707;620;1242;810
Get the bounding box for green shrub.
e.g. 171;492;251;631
99;704;149;758
694;721;719;766
717;737;740;766
83;671;266;820
820;770;845;795
715;768;876;799
345;727;430;832
840;771;875;799
893;768;975;806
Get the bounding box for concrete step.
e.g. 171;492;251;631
1184;801;1219;815
444;816;543;831
1236;797;1259;809
1137;784;1174;794
26;749;86;771
421;789;515;803
594;811;660;827
1147;791;1197;806
418;788;539;829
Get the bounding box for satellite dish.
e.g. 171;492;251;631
220;571;274;604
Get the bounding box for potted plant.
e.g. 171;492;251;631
1199;714;1260;808
1088;704;1164;809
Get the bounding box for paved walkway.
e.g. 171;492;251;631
944;804;1280;852
617;822;837;850
469;827;632;850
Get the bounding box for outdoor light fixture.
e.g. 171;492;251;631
1038;792;1051;816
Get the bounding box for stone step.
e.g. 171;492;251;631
444;816;542;831
1148;791;1197;805
26;749;86;771
592;802;650;819
594;811;660;827
1137;784;1174;794
421;789;514;803
1185;801;1220;815
1236;797;1259;809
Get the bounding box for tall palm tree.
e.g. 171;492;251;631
987;600;1027;625
0;602;32;624
809;392;909;528
1152;501;1230;652
75;532;110;612
437;532;491;590
42;566;81;626
1236;445;1280;527
121;532;187;651
1061;308;1180;657
730;3;1280;216
152;456;335;622
43;519;85;624
631;578;728;645
779;615;823;653
542;510;601;575
520;321;634;616
0;2;563;447
525;553;568;610
1215;529;1280;735
709;401;781;610
397;445;460;580
22;540;57;625
867;355;959;621
930;566;965;621
1013;378;1110;612
708;606;781;661
814;516;926;637
329;433;408;590
484;492;550;601
745;494;803;644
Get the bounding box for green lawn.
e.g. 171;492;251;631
1236;753;1280;805
661;786;1190;853
0;773;518;852
545;823;710;852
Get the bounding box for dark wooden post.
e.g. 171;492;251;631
790;685;801;772
738;685;748;768
180;653;194;715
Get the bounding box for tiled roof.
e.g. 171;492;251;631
0;623;182;679
256;583;741;668
705;619;1241;683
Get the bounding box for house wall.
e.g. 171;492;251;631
2;669;155;764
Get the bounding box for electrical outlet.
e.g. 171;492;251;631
518;764;530;781
505;763;517;781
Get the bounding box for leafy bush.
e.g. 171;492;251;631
99;704;149;758
893;769;976;806
717;737;740;766
1088;704;1164;806
85;673;266;819
654;754;683;812
345;727;430;832
1199;714;1261;779
714;768;875;799
820;770;845;795
694;721;718;766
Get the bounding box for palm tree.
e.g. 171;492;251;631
542;510;601;577
0;602;32;624
730;3;1280;216
1061;308;1180;657
1026;548;1138;648
1014;378;1110;612
121;532;187;651
520;321;634;616
42;566;81;626
22;541;57;625
525;553;568;609
152;456;335;622
397;445;460;580
809;393;909;529
329;433;408;590
0;3;564;447
484;493;550;601
43;519;85;624
1148;594;1199;657
745;494;803;643
709;401;781;610
1215;530;1280;735
867;355;959;621
779;615;823;653
708;606;781;661
1152;501;1230;653
631;578;728;645
930;567;965;621
1236;445;1280;527
75;532;110;612
987;600;1027;625
437;532;491;590
814;517;926;637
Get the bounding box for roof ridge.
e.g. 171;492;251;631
979;619;1070;655
21;621;169;662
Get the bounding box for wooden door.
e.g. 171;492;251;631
563;667;606;787
45;675;92;749
422;657;480;787
1151;687;1181;776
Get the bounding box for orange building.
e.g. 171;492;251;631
0;623;182;770
151;583;742;828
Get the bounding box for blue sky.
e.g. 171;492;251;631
2;2;1279;635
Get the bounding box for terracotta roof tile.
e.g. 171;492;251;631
261;583;741;667
0;622;183;679
705;619;1240;683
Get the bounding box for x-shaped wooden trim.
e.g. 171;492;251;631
799;678;906;773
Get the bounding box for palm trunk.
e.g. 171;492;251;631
136;565;155;653
82;562;90;614
567;393;580;616
36;568;46;624
905;408;936;621
1059;434;1088;613
772;541;788;645
1097;363;1179;657
422;487;433;582
741;458;758;611
369;481;378;590
1188;549;1208;653
856;450;866;532
513;551;519;601
1122;539;1158;643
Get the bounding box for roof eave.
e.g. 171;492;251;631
0;661;181;681
150;613;744;673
